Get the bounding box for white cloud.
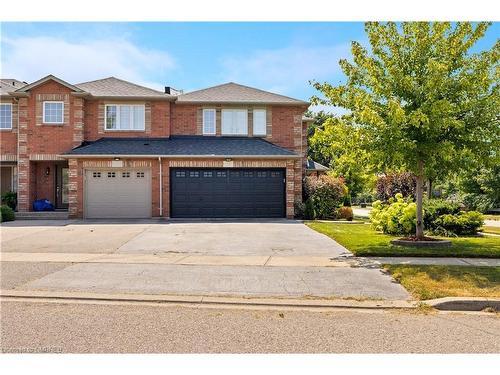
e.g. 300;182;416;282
309;104;350;117
1;36;175;90
220;44;350;96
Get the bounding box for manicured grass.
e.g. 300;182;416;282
482;226;500;235
383;265;500;300
306;221;500;258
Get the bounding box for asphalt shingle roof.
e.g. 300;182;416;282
1;79;27;92
177;82;308;105
306;159;329;171
65;136;298;157
1;79;28;95
76;77;175;99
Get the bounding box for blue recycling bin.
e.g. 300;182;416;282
32;199;55;211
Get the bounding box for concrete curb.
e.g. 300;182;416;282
0;289;414;310
425;297;500;311
2;290;497;312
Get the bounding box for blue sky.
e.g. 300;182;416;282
1;22;498;111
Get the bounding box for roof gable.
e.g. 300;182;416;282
76;77;175;99
177;82;309;105
15;74;84;93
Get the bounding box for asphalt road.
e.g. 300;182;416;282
1;300;499;353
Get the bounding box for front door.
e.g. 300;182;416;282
55;165;69;209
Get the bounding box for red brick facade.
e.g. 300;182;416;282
1;77;308;219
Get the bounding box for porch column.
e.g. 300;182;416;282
72;97;84;148
17;98;30;212
68;158;81;218
286;160;295;219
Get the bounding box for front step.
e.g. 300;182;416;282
15;211;69;220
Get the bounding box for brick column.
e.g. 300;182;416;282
16;98;30;212
286;160;295;219
68;158;80;218
72;97;84;148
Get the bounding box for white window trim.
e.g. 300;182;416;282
0;103;13;130
104;104;146;131
202;108;216;135
221;108;248;136
42;101;64;125
253;109;267;136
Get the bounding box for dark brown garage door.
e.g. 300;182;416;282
170;168;285;218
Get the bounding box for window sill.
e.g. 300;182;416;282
104;129;146;132
0;128;14;131
42;123;65;126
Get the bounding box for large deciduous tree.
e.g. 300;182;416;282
311;22;499;240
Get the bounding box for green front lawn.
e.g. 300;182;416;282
306;221;500;258
384;265;500;300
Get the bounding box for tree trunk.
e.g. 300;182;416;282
416;160;425;240
427;178;433;198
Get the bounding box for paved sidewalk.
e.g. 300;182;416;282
485;219;500;228
366;257;500;267
1;252;499;267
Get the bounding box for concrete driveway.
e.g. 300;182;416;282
0;220;410;300
1;220;349;257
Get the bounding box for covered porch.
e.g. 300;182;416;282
17;160;69;213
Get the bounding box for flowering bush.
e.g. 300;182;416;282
371;194;484;236
370;193;416;235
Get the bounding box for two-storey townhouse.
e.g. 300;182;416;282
0;75;326;219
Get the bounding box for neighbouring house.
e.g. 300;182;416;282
0;74;324;219
305;159;330;177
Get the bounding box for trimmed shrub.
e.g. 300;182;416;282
0;205;15;222
338;206;354;221
304;175;347;219
375;172;416;202
433;211;484;236
423;199;461;230
370;193;416;235
294;200;305;219
304;198;316;220
1;191;17;210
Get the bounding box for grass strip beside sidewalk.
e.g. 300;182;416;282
383;265;500;300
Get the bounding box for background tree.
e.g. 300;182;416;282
312;22;499;239
309;117;374;198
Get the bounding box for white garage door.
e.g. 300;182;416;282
85;169;152;218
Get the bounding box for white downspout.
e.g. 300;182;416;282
158;157;163;217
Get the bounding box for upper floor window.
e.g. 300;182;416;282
43;101;64;124
203;109;216;135
253;109;266;136
0;104;12;129
221;109;248;135
105;104;145;131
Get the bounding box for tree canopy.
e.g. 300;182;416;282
308;116;374;198
311;22;499;238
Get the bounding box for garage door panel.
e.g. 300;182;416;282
171;168;285;218
85;169;151;218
